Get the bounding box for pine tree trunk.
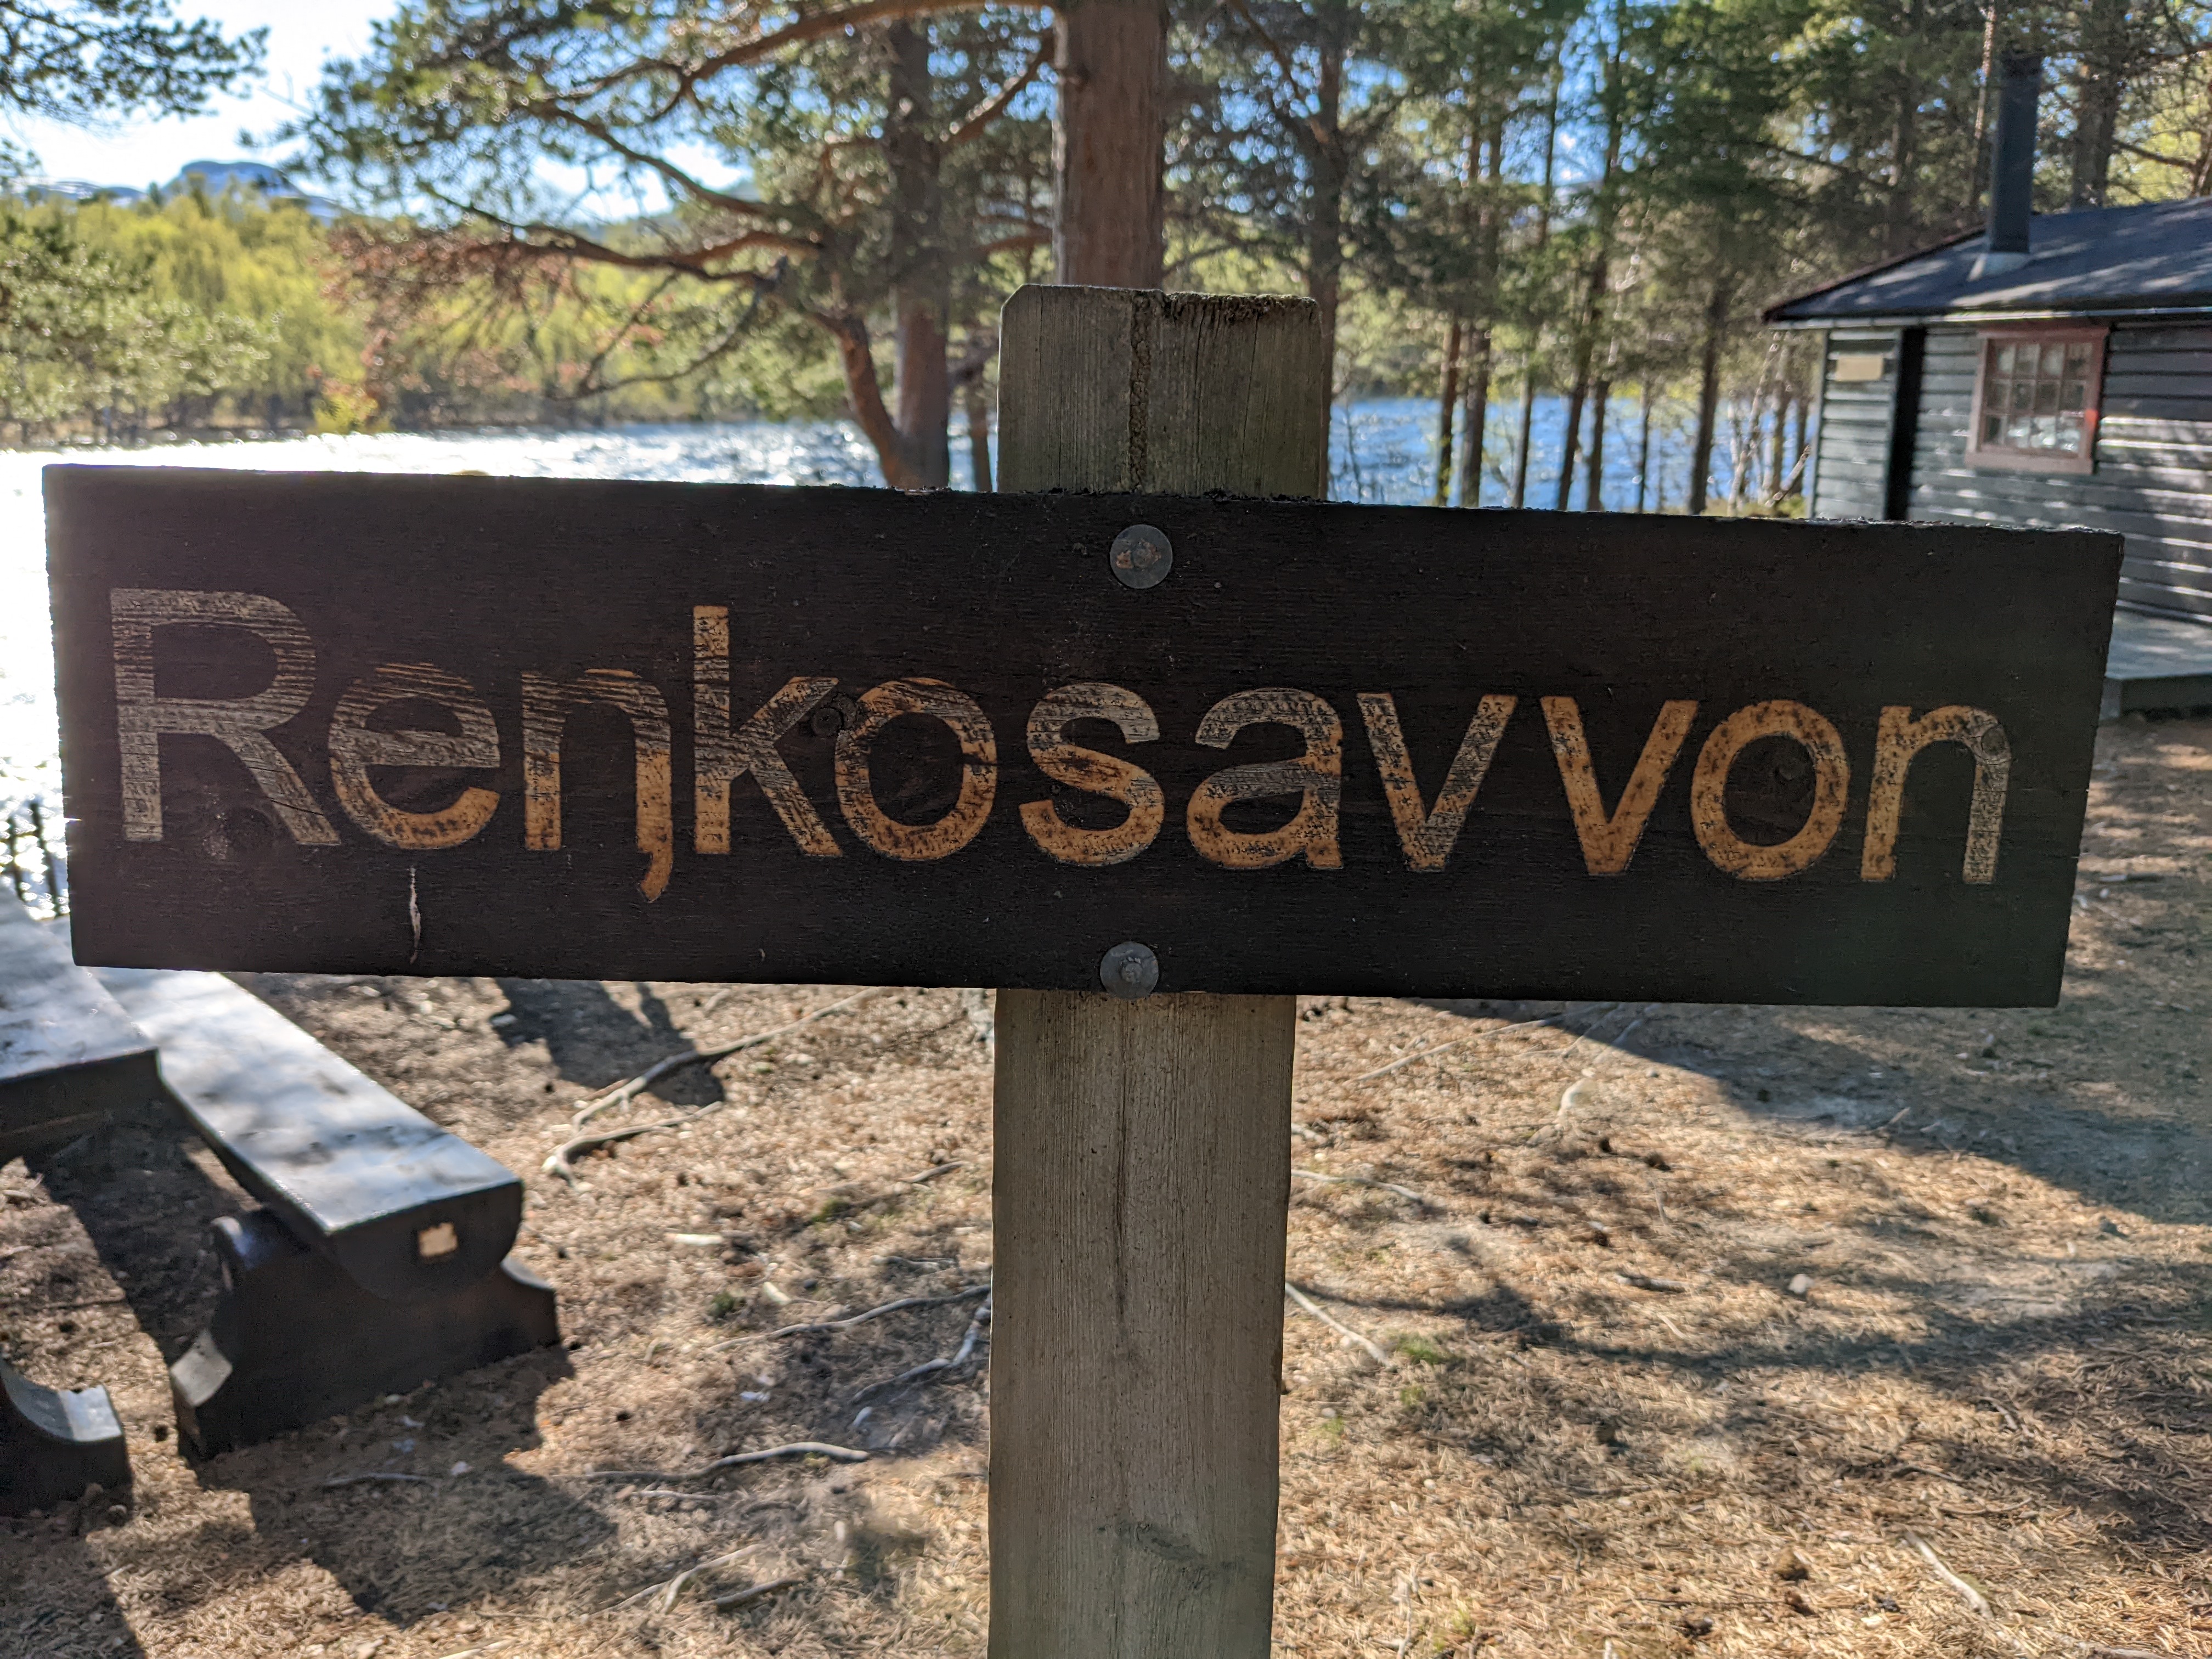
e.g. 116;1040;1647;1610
1306;3;1350;441
1555;371;1588;512
1767;390;1789;507
830;314;929;490
2070;0;2130;207
1460;119;1503;510
1728;390;1756;512
1791;377;1810;503
1584;376;1610;511
1688;276;1731;517
1055;0;1167;285
1459;326;1492;507
1883;0;1924;257
1434;318;1463;506
1635;381;1653;512
1559;35;1623;514
1511;358;1537;509
843;20;950;490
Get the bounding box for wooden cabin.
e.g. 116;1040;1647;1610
1767;196;2212;630
1767;51;2212;714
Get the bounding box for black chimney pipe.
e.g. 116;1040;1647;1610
1977;50;2042;276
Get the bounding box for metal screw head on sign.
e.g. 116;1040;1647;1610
1098;941;1160;1000
1108;524;1174;590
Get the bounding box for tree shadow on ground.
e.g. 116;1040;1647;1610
493;978;724;1105
1410;995;2212;1228
201;1345;605;1625
0;1532;147;1659
1305;1153;2212;1557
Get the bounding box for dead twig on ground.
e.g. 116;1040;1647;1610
849;1294;992;1406
1284;1281;1391;1363
713;1576;806;1610
605;1542;762;1613
1976;1396;2023;1432
1564;1015;1645;1075
320;1471;432;1488
1555;1005;1629;1066
544;1117;690;1184
901;1160;968;1183
1291;1169;1434;1207
704;1284;991;1353
1904;1530;1990;1616
568;987;889;1131
1352;1015;1565;1082
546;988;896;1184
582;1443;870;1482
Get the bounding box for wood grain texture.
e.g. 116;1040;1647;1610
990;285;1315;1659
47;462;2119;1006
0;894;156;1159
92;961;523;1302
1052;4;1168;287
990;990;1293;1659
1813;328;1904;522
997;286;1328;498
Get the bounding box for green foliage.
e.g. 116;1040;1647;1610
287;1;1054;484
69;190;356;407
0;205;276;436
1392;1334;1451;1367
0;1;263;123
0;184;855;442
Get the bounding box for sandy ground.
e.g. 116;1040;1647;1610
2;711;2208;1659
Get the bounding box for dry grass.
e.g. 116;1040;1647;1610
2;711;2208;1658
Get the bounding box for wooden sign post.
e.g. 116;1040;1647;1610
46;284;2121;1657
989;287;1324;1656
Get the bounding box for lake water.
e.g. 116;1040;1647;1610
0;396;1731;908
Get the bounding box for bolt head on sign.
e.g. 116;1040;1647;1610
43;466;2119;1006
1110;523;1173;590
1099;942;1160;1000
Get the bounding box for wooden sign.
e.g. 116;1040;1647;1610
48;466;2119;1005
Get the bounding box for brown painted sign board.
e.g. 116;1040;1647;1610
48;466;2119;1005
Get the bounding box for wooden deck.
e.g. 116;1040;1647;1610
2106;608;2212;716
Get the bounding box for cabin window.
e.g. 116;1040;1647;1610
1966;326;2106;475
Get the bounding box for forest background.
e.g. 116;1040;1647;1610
3;0;2210;512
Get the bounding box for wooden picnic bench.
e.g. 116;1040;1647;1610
90;964;560;1457
0;893;143;1513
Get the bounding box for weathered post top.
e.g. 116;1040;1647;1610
998;286;1328;495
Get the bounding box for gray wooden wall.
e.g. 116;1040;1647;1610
1901;323;2212;622
1810;328;1904;521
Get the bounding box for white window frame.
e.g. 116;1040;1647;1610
1965;324;2107;476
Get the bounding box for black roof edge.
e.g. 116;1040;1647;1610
1768;300;2212;330
1760;223;1988;324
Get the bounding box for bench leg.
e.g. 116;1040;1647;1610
0;1358;129;1516
172;1210;561;1458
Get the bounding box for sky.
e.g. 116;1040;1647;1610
2;0;397;192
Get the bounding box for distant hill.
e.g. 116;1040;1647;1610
12;178;146;206
170;160;341;223
8;160;339;223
